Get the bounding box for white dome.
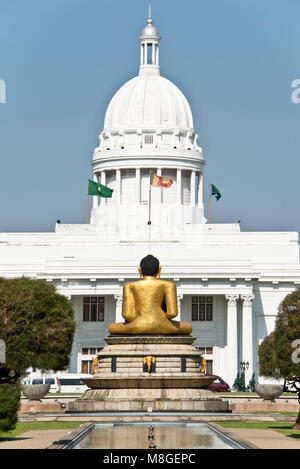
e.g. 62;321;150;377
91;15;205;231
103;73;194;132
94;15;202;154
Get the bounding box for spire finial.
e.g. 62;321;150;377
139;8;160;74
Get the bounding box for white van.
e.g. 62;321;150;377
21;375;61;393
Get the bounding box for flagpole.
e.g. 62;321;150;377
209;183;211;224
87;180;89;224
148;171;152;253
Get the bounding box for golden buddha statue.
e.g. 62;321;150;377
108;255;192;335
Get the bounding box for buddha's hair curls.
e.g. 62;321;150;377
140;255;159;276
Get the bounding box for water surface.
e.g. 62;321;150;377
73;423;239;449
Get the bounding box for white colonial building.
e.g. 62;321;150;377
1;16;300;387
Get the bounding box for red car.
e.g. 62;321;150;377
206;375;231;392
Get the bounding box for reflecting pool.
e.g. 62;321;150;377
67;423;243;449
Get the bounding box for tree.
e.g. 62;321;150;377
232;372;246;392
0;381;20;432
258;333;277;378
246;373;256;392
0;277;75;431
259;289;300;430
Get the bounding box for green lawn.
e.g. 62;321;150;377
217;421;300;439
219;392;296;396
246;411;298;415
0;421;83;442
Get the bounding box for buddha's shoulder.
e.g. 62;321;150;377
124;279;175;288
123;280;139;289
156;279;176;288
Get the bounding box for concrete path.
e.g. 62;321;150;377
219;427;300;449
0;428;75;450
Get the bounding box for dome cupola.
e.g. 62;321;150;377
94;12;201;155
139;9;161;75
90;13;205;232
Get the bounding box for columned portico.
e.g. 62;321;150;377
225;294;239;386
241;294;254;383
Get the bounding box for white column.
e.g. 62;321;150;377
225;295;239;386
93;174;98;210
100;171;106;206
114;294;123;323
177;169;182;205
140;44;143;66
177;294;183;321
145;43;148;65
197;172;203;208
136;168;141;204
151;43;155;64
116;169;121;205
241;294;254;383
156;45;159;66
191;170;196;206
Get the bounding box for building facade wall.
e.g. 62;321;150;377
63;281;298;385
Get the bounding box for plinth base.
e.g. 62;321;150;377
69;336;229;413
69;388;229;412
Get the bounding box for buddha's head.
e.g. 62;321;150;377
138;255;161;278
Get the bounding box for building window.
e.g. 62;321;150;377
191;296;213;321
81;360;94;374
80;347;103;375
144;135;153;145
83;297;104;322
197;346;214;355
206;360;213;375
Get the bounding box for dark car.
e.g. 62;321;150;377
205;375;231;392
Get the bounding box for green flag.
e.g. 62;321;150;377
88;179;113;198
211;184;221;201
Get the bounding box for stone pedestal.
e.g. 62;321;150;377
69;336;229;413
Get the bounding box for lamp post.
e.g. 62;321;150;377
240;361;249;391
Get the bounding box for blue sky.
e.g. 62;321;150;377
0;0;299;233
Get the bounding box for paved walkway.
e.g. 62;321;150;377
0;428;75;450
219;427;300;449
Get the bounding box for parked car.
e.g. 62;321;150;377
206;375;231;392
21;375;61;393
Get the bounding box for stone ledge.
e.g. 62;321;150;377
97;351;202;357
68;398;229;413
228;402;299;413
81;375;215;389
20;402;64;414
105;335;196;345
